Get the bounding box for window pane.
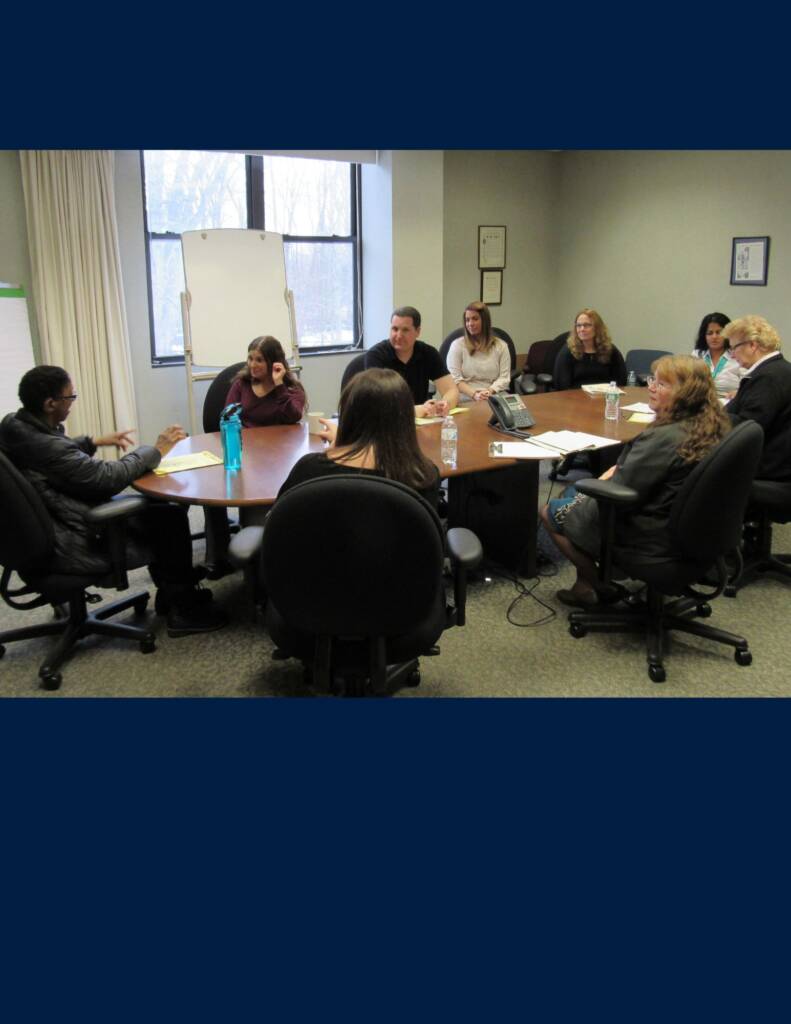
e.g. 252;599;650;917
150;238;185;358
264;157;351;236
144;150;247;233
286;241;354;349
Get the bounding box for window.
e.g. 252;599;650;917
141;151;361;364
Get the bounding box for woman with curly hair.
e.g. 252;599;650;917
446;301;511;402
541;355;731;607
553;308;628;390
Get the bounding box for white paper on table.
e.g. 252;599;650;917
621;402;655;414
581;383;625;395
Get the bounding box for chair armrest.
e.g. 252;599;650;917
514;373;537;396
575;478;640;506
83;495;147;591
447;527;483;570
536;373;554;387
84;494;147;525
228;525;265;568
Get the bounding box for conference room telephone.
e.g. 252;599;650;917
488;393;536;432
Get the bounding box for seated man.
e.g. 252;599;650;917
364;306;459;417
722;315;791;481
0;365;227;637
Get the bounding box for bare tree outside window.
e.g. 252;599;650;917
142;151;360;363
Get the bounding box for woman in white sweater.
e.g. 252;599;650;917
446;301;511;402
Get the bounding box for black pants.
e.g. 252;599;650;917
127;501;196;587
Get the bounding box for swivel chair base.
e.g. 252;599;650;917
568;590;752;683
0;589;155;690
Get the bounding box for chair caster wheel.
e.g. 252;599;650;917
696;603;712;618
140;637;156;654
724;585;737;598
133;595;150;615
39;672;62;691
735;648;752;666
648;664;666;683
569;622;587;638
0;644;4;659
406;669;421;688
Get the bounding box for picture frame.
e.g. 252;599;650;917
731;236;770;286
478;225;506;268
481;269;503;305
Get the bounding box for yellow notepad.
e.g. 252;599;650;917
153;451;224;475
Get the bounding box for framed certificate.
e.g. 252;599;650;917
481;269;503;305
731;236;770;286
478;225;506;268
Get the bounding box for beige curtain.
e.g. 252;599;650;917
19;150;138;444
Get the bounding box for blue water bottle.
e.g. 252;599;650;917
220;403;243;471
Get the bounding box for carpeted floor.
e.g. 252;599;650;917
3;491;790;698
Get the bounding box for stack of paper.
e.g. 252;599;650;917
154;451;224;475
581;383;625;395
489;430;619;460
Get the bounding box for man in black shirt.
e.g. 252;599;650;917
364;306;459;416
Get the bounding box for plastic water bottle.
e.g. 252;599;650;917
220;403;243;471
441;414;458;469
604;381;620;421
626;369;637;387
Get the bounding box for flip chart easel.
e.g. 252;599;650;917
180;229;298;434
0;285;35;416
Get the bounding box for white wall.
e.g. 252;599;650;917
442;150;559;350
552;150;791;355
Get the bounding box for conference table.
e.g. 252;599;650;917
133;388;647;577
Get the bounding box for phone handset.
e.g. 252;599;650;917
488;393;514;430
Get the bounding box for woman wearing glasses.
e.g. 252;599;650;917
691;312;743;398
541;355;730;607
552;308;628;391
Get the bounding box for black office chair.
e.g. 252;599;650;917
725;478;791;594
202;361;246;433
565;421;763;683
198;362;246;574
625;349;672;385
0;451;155;690
340;351;367;394
228;474;483;696
439;327;521;392
515;332;569;394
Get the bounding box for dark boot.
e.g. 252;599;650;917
162;584;228;637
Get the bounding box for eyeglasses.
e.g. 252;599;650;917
729;340;750;352
645;376;671;389
57;393;79;403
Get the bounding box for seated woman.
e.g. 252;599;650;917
691;311;743;398
541;355;730;607
225;335;306;426
446;301;511;402
553;308;627;390
278;368;440;508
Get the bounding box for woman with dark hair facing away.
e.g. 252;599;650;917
691;312;743;397
446;301;511;402
541;355;730;607
553;308;628;390
277;368;440;508
225;336;306;427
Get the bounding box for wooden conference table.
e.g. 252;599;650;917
133;388;647;577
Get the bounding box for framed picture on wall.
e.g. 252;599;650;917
481;270;503;305
478;226;506;268
731;236;770;286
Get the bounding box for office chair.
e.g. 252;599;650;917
725;478;791;595
198;362;246;574
515;332;569;394
228;474;483;696
565;421;763;683
0;451;155;690
340;351;368;394
625;349;672;385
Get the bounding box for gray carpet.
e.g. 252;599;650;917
2;500;791;698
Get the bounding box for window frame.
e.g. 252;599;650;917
141;152;362;366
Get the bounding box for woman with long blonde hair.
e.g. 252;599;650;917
446;301;511;402
553;308;628;390
541;355;731;606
